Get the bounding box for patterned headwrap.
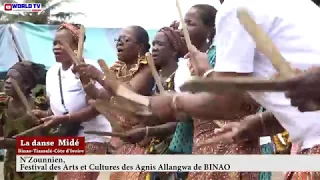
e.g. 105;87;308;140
158;27;187;58
9;61;47;89
58;23;81;44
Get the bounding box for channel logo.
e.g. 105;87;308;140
4;3;12;11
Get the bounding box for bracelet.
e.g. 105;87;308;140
202;69;215;78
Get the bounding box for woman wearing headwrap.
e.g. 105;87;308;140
144;4;262;180
114;26;190;180
33;23;112;180
72;25;155;180
151;27;193;180
1;61;55;180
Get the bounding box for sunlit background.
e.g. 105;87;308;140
6;0;221;28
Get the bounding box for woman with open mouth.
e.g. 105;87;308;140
72;25;155;180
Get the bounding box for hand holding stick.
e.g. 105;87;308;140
175;0;199;74
175;0;222;128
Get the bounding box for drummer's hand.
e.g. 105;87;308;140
72;64;103;80
40;115;66;128
169;20;180;30
284;67;320;112
32;109;48;119
184;45;211;76
212;122;244;144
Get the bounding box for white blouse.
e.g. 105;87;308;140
46;59;112;143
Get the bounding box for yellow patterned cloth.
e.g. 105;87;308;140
272;131;291;154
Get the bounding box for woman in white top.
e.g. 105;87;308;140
33;23;111;180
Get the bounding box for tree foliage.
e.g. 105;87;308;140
0;0;83;24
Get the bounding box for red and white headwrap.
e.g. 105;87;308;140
159;27;187;58
58;23;80;43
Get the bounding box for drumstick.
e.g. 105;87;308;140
77;25;85;62
97;60;150;106
180;76;293;93
237;9;292;78
12;124;44;138
175;0;199;73
145;53;165;94
11;79;39;122
237;9;320;111
61;41;82;65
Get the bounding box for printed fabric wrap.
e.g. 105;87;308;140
0;93;55;180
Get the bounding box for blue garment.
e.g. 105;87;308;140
207;45;216;67
168;121;193;154
259;143;273;180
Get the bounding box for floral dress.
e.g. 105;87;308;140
188;45;261;180
109;56;155;180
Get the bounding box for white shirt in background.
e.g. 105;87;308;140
174;58;192;92
46;59;112;143
214;0;320;149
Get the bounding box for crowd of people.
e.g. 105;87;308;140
1;0;320;180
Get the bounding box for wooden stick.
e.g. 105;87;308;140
237;9;320;111
145;53;165;94
61;41;81;65
77;25;85;62
11;79;39;122
237;9;293;78
84;131;125;138
175;0;192;50
180;77;292;93
12;124;44;138
97;60;150;106
175;0;199;72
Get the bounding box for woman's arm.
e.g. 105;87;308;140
97;66;154;96
240;111;285;138
147;122;177;138
56;105;100;123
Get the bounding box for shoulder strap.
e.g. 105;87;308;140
58;69;69;114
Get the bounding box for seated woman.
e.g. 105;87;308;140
1;61;55;180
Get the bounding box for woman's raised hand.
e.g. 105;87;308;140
72;64;103;80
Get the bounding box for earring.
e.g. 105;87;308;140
73;50;78;54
